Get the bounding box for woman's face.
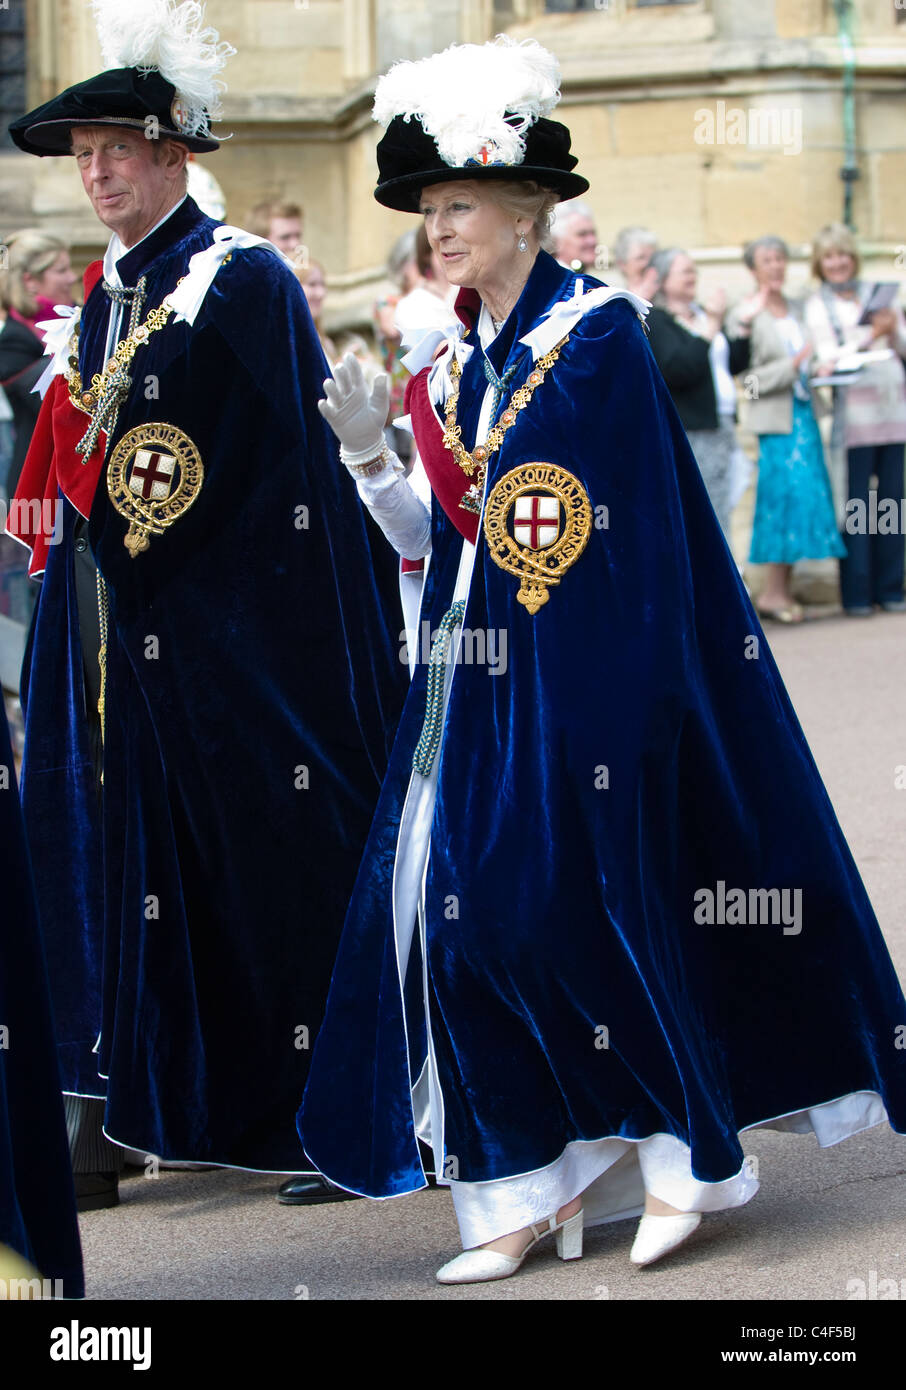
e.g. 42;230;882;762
28;251;78;307
820;247;856;285
418;181;526;297
661;253;697;301
752;243;787;291
621;240;656;285
302;266;326;320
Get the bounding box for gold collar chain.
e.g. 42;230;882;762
442;332;570;512
66;274;189;417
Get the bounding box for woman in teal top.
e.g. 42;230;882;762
730;236;844;623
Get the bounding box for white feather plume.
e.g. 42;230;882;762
373;35;561;168
91;0;235;136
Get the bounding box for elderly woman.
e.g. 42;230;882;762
0;229;77;495
727;236;845;622
805;223;906;615
299;37;906;1286
613;225;659;300
646;247;752;541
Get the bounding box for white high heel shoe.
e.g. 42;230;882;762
435;1207;584;1285
629;1211;702;1267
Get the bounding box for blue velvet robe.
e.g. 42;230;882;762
19;196;407;1169
298;249;906;1195
0;702;83;1296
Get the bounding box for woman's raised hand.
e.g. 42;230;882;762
318;352;391;454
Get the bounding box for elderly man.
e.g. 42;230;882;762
548;197;599;272
7;4;404;1208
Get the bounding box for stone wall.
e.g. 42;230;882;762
2;0;905;329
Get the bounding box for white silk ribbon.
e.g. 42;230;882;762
398;281;650;409
519;282;652;360
32;305;81;399
29;228;281;397
166;225;282;324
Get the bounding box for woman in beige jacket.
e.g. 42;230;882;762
729;236;844;622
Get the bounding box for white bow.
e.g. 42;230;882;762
32;305;81;399
428;335;474;408
519;282;651;360
166;225;282;325
400;321;473;409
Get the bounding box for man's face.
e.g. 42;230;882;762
555;214;598;271
269;216;303;256
72;126;187;248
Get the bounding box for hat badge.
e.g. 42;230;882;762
170;95;191;133
464;137;513;169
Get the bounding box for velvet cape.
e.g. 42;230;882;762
298;249;906;1195
16;196;407;1169
0;701;83;1296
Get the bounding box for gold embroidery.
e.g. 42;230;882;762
106;422;204;557
483;463;592;614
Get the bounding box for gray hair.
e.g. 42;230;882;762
743;235;789;271
648;246;689;303
613;226;658;268
548;198;595;238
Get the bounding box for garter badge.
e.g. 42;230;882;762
170;96;191;133
107;423;204;557
483;463;592;615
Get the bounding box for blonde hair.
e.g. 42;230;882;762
1;229;69;315
293;256;325;289
293;257;326;328
811;222;861;281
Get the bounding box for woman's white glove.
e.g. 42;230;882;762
318;351;390;457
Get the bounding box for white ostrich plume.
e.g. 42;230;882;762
373;35;562;169
91;0;235;136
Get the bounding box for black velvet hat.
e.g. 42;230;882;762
9;68;221;156
374;113;589;213
371;36;589;213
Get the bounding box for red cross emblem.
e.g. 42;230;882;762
513;494;560;550
471;139;501;166
129;448;176;502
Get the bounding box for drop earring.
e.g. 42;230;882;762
518;231;528;252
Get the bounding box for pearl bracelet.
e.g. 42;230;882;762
343;444;392;478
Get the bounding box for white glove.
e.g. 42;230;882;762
318;352;390;457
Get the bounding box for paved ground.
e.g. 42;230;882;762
74;598;906;1304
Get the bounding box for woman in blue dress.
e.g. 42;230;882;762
728;236;845;623
299;37;906;1286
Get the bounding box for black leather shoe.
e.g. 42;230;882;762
74;1171;119;1212
276;1174;360;1205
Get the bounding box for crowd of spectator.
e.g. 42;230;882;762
2;194;905;644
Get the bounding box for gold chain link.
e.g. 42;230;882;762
442;332;570;497
67;278;187;413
